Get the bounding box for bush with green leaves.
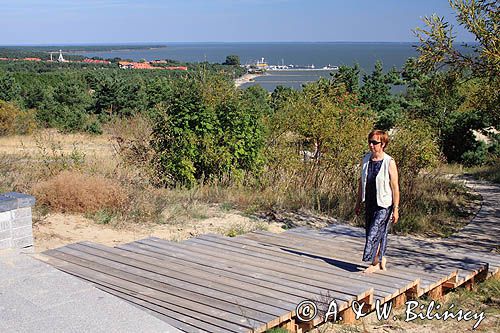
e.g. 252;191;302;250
0;70;21;102
151;72;266;186
0;100;37;136
387;118;441;192
264;78;374;215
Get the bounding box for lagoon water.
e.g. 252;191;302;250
76;42;418;91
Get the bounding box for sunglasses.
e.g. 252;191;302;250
368;140;382;145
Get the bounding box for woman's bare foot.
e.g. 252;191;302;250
380;257;387;270
363;264;380;274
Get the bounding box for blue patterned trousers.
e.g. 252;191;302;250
362;207;392;262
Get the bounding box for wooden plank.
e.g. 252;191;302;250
74;242;297;318
139;238;356;304
60;243;287;326
41;254;246;333
191;234;420;304
285;230;457;292
118;240;350;310
186;235;372;298
240;231;423;287
282;229;481;284
285;229;486;275
155;235;418;306
427;285;443;301
292;227;492;292
240;231;441;295
46;248;263;332
105;239;323;311
199;233;430;288
96;285;207;333
134;239;352;304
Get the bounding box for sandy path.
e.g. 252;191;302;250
33;211;285;253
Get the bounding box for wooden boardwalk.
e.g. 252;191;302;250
40;177;500;332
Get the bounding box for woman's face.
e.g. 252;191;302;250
368;134;384;153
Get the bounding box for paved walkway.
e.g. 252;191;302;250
444;175;500;253
0;248;181;333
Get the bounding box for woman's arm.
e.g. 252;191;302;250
355;177;362;215
389;159;400;223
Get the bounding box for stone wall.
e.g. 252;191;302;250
0;192;36;250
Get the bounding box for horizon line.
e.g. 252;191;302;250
0;40;478;47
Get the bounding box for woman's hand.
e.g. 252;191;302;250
355;202;361;216
392;208;399;224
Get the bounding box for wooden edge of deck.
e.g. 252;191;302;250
357;287;374;308
417;270;458;297
378;278;421;311
271;292;366;332
455;263;489;290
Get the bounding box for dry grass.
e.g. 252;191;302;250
393;173;481;237
467;160;500;184
32;170;128;214
0;126;484;240
0;128;114;158
105;114;154;169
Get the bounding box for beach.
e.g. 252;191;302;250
234;73;261;87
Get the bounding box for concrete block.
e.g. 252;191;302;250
0;238;12;250
12;216;33;228
0;195;17;213
0;211;12;224
12;207;32;219
3;192;36;208
11;236;33;248
0;230;11;241
0;219;11;232
0;192;35;250
12;226;32;239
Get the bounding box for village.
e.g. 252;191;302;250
0;49;188;70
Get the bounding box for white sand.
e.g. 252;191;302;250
234;73;261;87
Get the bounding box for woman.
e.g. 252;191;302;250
355;130;399;273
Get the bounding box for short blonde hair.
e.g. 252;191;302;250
368;129;389;149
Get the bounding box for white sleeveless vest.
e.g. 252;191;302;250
361;152;393;208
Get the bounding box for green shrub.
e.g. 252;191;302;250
262;79;374;216
151;72;265;186
84;119;103;135
388;118;441;193
0;100;37;136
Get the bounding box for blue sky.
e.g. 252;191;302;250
1;0;475;45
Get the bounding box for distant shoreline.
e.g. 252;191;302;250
234;73;261;88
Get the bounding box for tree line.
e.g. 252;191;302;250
0;58;245;134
